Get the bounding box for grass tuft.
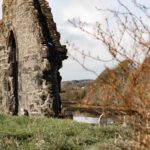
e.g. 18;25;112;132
0;115;121;150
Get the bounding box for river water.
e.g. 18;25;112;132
73;116;100;124
73;115;114;124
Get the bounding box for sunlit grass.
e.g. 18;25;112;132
0;115;121;150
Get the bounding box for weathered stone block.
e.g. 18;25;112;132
0;0;67;116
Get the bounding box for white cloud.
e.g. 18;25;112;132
49;0;150;80
49;0;115;80
61;1;103;22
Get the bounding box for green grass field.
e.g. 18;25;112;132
0;115;122;150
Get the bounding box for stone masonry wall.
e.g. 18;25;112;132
0;0;67;116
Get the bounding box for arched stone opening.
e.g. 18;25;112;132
7;30;18;115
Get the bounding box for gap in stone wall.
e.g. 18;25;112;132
8;31;19;115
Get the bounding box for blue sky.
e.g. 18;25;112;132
0;0;150;81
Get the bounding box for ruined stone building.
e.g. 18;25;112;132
0;0;67;116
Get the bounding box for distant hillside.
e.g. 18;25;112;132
61;80;93;88
61;80;93;109
82;58;150;112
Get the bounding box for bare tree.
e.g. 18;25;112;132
67;0;150;149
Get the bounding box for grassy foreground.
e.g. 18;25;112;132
0;115;121;150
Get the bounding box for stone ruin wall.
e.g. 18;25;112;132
0;20;6;114
0;0;67;116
